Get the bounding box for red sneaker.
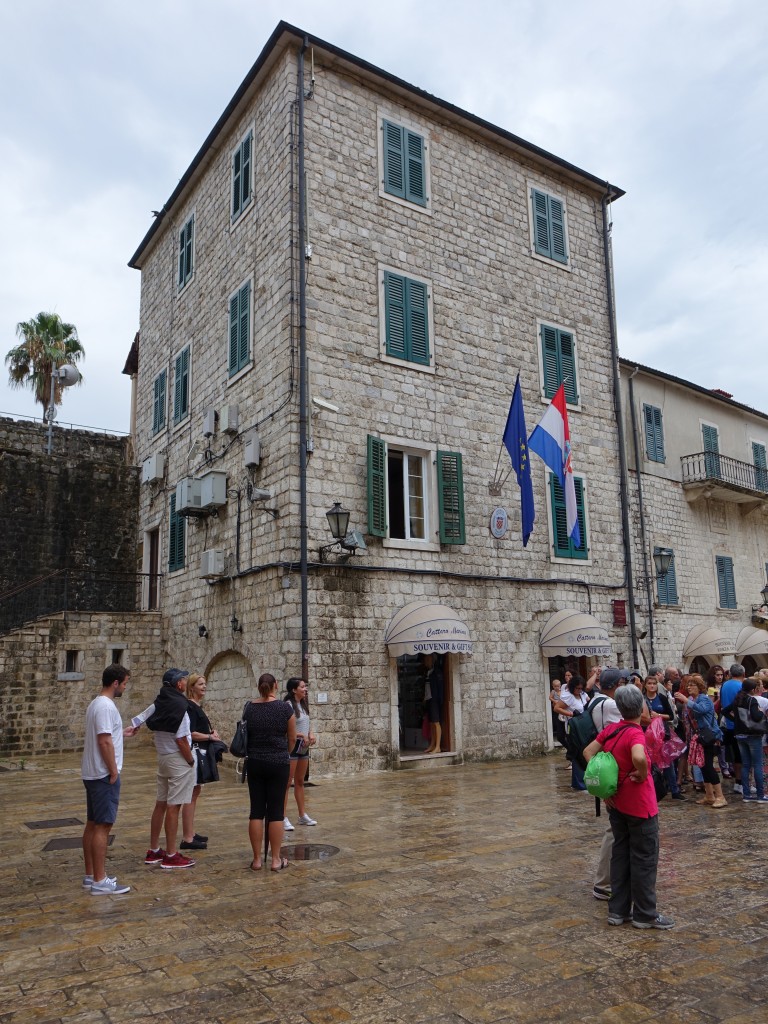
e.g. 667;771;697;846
160;852;195;870
144;848;165;865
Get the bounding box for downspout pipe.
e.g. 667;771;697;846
298;40;309;682
601;193;639;667
628;367;655;663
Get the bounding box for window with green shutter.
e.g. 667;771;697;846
532;188;568;264
178;215;194;288
173;347;190;424
152;370;167;435
716;555;736;609
437;451;465;545
367;435;387;538
228;282;251;376
702;423;720;479
384;272;430;365
541;324;578;403
168;494;186;572
752;441;767;492
643;404;665;462
655;547;678;605
231;130;253;220
382;120;427;207
549;474;587;559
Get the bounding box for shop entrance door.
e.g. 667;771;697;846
397;653;452;753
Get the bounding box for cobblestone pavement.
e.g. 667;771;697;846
1;747;767;1024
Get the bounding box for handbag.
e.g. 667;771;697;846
736;700;768;735
698;725;717;745
688;734;705;767
229;704;249;759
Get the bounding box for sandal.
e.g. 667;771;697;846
249;861;262;871
271;857;290;871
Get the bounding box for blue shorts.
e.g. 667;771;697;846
84;775;121;825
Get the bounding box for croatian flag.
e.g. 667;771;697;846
528;384;581;547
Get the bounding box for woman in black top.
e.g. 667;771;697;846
244;673;296;871
182;673;221;850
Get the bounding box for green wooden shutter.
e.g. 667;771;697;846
173;347;189;423
240;133;252;211
152;370;166;434
238;283;250;369
716;555;736;609
168;494;185;571
384;272;407;359
228;292;240;374
541;325;560;398
752;441;767;491
383;120;405;198
178;217;193;286
532;189;551;257
549;196;567;263
702;424;720;479
407;279;429;364
550;474;587;559
178;225;186;287
655;547;678;605
558;331;578;403
367;435;387;537
644;404;664;462
232;147;243;218
437;451;465;544
405;129;426;206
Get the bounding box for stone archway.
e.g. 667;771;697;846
204;650;256;735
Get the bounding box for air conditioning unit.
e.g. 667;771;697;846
141;453;165;484
176;477;202;515
220;403;239;433
244;432;260;468
200;549;226;578
200;471;227;509
202;407;217;438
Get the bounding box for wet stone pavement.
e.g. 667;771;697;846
1;747;767;1024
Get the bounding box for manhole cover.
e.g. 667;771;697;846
284;843;339;862
26;817;83;830
44;835;114;852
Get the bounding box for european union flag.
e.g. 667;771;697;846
503;374;535;546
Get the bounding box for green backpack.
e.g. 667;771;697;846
584;751;619;799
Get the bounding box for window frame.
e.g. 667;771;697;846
654;546;678;606
715;554;736;609
528;183;570;268
537;320;579;406
367;434;465;551
378;111;431;214
643;403;665;463
547;470;589;562
151;369;167;436
168;493;186;573
177;213;195;290
227;279;252;378
172;345;191;426
379;266;435;373
231;127;254;223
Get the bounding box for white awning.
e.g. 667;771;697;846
385;601;473;657
682;623;735;661
539;609;612;658
735;626;768;659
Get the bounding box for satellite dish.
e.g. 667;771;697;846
58;365;82;387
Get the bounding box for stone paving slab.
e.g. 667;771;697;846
1;749;767;1024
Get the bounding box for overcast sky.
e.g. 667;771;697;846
1;0;766;433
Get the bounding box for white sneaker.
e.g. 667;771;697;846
90;876;130;895
283;817;294;831
298;814;317;826
82;875;94;890
733;784;743;795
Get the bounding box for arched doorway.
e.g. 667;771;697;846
205;650;256;729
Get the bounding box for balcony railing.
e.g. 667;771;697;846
681;451;768;498
0;569;161;636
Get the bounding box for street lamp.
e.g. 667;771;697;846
319;502;366;562
636;547;673;589
47;363;82;454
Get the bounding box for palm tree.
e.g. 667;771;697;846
5;312;85;420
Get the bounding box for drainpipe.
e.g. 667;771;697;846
298;40;309;683
627;367;655;663
601;193;638;668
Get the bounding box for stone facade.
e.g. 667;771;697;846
129;26;631;775
620;359;768;672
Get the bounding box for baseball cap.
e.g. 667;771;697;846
162;668;189;686
600;668;629;689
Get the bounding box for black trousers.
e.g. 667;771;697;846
608;809;659;923
246;759;290;822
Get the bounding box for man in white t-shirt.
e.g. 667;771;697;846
589;668;627;902
81;665;137;895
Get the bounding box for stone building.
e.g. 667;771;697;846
127;22;632;774
620;359;768;674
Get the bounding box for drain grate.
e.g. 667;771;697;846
284;843;340;861
25;818;83;830
43;835;114;852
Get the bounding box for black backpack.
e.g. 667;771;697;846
565;694;607;771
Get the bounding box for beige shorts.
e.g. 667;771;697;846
156;752;196;805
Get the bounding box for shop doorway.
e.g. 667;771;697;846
397;653;452;754
689;656;711;676
547;654;589;685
